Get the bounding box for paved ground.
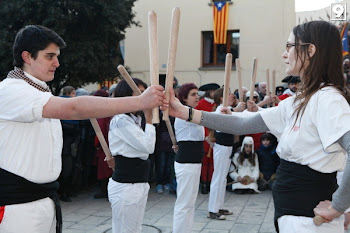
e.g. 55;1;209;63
61;185;276;233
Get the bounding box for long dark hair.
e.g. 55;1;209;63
238;146;256;166
114;78;147;98
292;21;350;123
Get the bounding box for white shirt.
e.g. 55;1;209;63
259;87;350;173
175;118;204;142
0;74;62;183
108;114;155;160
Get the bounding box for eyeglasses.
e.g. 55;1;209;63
285;43;312;52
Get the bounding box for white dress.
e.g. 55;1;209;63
229;152;260;193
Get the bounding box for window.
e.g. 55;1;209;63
202;30;240;68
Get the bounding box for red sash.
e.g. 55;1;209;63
0;206;5;224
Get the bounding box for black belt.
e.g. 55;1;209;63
272;159;337;232
176;141;204;163
0;168;62;233
112;155;150;183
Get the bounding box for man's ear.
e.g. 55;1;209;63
308;44;316;58
21;51;32;64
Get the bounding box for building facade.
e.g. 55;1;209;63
124;0;296;91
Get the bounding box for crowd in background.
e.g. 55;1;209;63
56;74;300;203
57;56;350;204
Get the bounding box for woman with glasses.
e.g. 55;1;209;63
165;21;350;233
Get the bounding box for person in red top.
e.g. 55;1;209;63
278;76;300;101
196;83;220;194
93;89;113;199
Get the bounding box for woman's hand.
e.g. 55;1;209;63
313;200;343;224
237;176;248;185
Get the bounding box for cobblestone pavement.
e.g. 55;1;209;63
62;185;276;233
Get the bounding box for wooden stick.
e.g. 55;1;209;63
223;53;232;107
226;180;240;186
148;10;160;124
266;68;270;96
90;118;114;170
266;68;270;108
249;58;258;101
118;64;177;147
117;65;142;96
165;119;177;147
236;58;243;102
163;7;180;121
313;215;326;226
272;69;276;106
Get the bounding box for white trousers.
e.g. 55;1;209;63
108;178;149;233
0;197;56;233
173;162;201;233
208;143;232;213
278;215;345;233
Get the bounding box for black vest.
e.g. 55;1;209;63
112;155;150;183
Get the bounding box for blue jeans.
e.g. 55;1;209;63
155;151;175;185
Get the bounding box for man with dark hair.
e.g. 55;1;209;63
0;25;165;233
278;76;301;101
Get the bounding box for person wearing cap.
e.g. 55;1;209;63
195;83;220;194
275;86;285;97
278;76;301;101
245;91;260;104
207;88;235;220
75;88;89;97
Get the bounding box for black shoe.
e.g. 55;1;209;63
219;209;233;215
207;212;226;220
60;194;72;202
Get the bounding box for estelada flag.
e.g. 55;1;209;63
341;23;349;56
213;1;228;44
